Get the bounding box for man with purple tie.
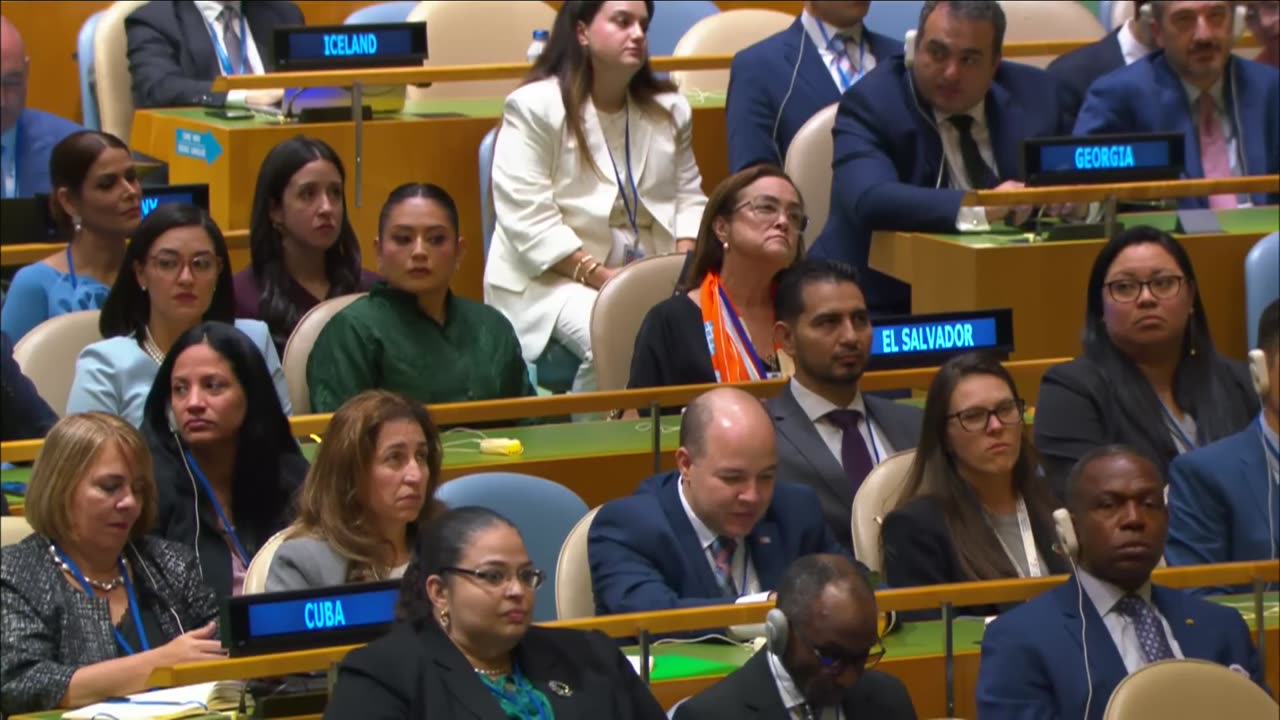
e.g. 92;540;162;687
767;259;923;553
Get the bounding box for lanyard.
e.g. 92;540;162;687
816;21;867;91
65;244;79;290
479;662;550;720
1160;403;1199;454
184;448;251;567
603;101;640;238
53;546;150;655
1261;415;1280;487
988;497;1044;579
717;285;773;378
205;8;250;76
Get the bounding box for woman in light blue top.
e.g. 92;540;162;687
66;203;291;426
1;131;142;342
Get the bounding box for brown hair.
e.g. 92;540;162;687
289;391;444;582
678;164;806;292
47;130;130;238
25;413;157;543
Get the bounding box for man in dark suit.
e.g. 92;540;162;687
767;258;922;554
1166;299;1280;585
125;0;304;108
675;554;917;720
588;387;847;615
1047;0;1155;118
1;331;57;442
0;16;81;199
726;1;900;171
977;446;1267;720
809;0;1075;316
1074;0;1280;208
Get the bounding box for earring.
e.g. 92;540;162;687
439;609;450;631
72;216;82;234
140;285;148;292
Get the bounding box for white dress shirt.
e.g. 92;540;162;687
1077;567;1185;673
677;478;767;602
194;0;265;108
933;101;1000;232
800;10;877;92
1180;77;1248;205
768;650;844;720
0;125;15;199
788;378;893;468
1117;20;1152;66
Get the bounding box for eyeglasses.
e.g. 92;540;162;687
442;565;546;590
794;626;886;673
148;253;222;277
733;196;808;232
949;398;1026;432
1104;275;1185;303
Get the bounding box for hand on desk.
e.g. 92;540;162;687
152;621;226;666
243;89;285;108
984;180;1034;227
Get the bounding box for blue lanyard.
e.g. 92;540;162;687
65;244;78;290
1160;403;1200;453
479;662;550;720
184;448;251;567
717;285;772;377
604;102;640;238
205;8;249;76
54;546;150;655
816;21;867;91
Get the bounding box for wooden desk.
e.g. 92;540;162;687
870;206;1280;361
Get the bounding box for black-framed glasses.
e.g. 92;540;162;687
442;565;545;590
949;398;1026;432
794;626;886;672
1104;275;1185;303
733;196;809;232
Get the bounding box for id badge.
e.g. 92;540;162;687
623;242;647;265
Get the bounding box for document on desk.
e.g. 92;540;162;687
64;681;245;719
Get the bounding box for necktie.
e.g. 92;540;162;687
825;409;875;496
220;6;244;75
1197;92;1237;209
828;32;859;89
948;114;999;190
1114;595;1176;664
709;536;738;597
1;144;13;199
790;704;817;720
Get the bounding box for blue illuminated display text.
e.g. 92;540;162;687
325;33;378;57
874;318;998;355
1039;140;1172;174
246;587;397;638
140;192;194;217
288;29;415;62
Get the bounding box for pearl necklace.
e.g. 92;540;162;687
474;666;510;677
142;327;165;365
48;545;128;592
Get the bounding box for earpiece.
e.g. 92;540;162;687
1138;2;1248;41
904;29;917;68
167;407;180;434
1053;507;1093;720
764;607;789;657
1249;349;1271;397
902;29;945;188
771;22;807;165
1052;508;1080;559
129;541;186;634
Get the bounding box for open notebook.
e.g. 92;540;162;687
64;681;245;719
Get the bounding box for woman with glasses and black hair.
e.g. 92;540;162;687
628;165;806;390
882;352;1067;619
66;203;291;427
324;506;666;719
1035;226;1257;498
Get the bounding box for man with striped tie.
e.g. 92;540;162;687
588;387;849;615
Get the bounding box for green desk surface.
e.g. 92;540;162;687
931;206;1278;247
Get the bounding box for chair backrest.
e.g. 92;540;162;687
345;1;419;24
647;1;720;57
784;102;839;240
281;293;367;415
997;0;1105;68
95;1;149;141
1;516;35;547
78;11;104;130
670;9;794;93
12;310;104;414
850;450;916;573
405;1;557;100
1245;232;1279;349
554;505;601;621
479;126;498;257
1104;658;1279;719
589;253;688;392
242;527;296;595
436;473;589;622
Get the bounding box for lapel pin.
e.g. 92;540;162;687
1185;619;1194;625
758;536;772;545
548;680;572;697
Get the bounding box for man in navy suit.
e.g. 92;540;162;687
588;386;847;615
1047;0;1156;118
977;446;1266;720
725;1;900;172
0;16;82;199
1074;0;1280;209
1166;300;1280;586
809;1;1075;316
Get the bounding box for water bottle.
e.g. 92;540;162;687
527;29;549;64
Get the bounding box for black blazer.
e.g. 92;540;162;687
125;0;305;108
881;494;1070;619
674;648;917;720
1;332;56;442
1046;28;1126;119
324;620;667;720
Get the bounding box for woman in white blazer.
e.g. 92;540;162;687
485;0;708;394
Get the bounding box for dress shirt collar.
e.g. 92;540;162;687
767;649;812;714
1077;566;1154;618
678;475;726;550
932;98;988;132
0;124;15;155
1117;20;1152;66
372;282;457;328
195;0;238;23
800;9;865;49
1179;75;1227;114
788;377;868;425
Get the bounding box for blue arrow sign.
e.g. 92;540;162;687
175;129;223;165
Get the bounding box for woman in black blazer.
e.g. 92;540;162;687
882;353;1067;619
1035;227;1258;499
324;506;666;719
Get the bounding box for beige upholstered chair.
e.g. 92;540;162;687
1;516;35;547
1110;0;1137;30
670;9;794;94
13;310;103;415
94;1;149;141
783;102;839;240
1104;658;1278;719
850;450;916;573
281;293;367;415
555;506;601;621
405;1;557;101
242;527;297;595
998;0;1105;68
589;253;688;392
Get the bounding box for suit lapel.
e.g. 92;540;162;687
628;99;654;188
1152;585;1209;660
984;80;1020;182
517;633;585;719
900;68;947;185
424;627;509;720
790;22;842;105
1237;435;1274;537
581;102;618;192
748;516;788;590
1057;578;1129;694
1103;30;1125;69
176;1;221;79
738;651;792;718
1149;55;1203;183
1223;59;1268;200
772;385;850;507
863;396;915;452
655;475;722;597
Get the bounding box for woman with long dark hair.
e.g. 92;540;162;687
142;322;308;599
484;0;708;395
1035;226;1257;497
234;135;379;351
